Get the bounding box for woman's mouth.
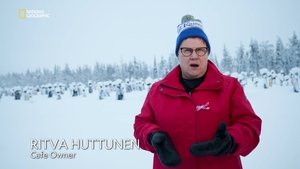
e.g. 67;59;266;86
190;64;199;67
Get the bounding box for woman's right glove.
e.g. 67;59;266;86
190;123;237;156
149;132;181;167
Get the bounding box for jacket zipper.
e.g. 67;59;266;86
188;89;193;96
187;89;199;168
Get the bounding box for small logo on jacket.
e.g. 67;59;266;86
196;102;210;111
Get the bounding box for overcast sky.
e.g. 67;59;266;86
1;0;300;74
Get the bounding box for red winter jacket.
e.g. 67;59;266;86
134;61;262;169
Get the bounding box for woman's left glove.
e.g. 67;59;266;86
190;123;237;156
149;132;181;167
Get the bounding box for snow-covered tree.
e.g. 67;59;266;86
62;64;74;84
209;53;219;68
152;56;158;79
220;46;233;73
287;32;300;68
93;62;106;81
1;32;299;88
259;41;274;71
168;53;178;71
158;56;168;77
249;40;260;74
235;44;248;73
274;37;286;73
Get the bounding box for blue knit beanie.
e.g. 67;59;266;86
175;15;211;56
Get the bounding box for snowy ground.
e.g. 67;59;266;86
0;82;299;169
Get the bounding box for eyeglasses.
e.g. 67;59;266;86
180;47;208;57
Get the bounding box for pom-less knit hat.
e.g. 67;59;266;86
175;15;211;56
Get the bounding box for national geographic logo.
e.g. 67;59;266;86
18;8;50;19
18;8;27;19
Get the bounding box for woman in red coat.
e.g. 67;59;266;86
134;15;262;169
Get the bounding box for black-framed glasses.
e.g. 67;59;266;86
180;47;208;57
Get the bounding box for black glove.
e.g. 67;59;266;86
149;132;181;167
190;123;237;156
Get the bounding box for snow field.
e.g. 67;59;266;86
0;83;299;169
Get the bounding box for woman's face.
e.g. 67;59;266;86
178;38;209;79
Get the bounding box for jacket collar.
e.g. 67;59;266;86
160;60;223;91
